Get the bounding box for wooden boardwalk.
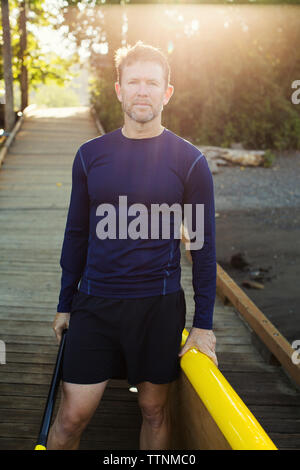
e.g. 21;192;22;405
0;107;299;450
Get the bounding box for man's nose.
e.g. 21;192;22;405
137;82;149;95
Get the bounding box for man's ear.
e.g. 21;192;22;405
163;84;174;106
115;82;122;102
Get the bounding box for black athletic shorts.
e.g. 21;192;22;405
62;288;186;386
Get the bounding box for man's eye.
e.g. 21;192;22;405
128;81;157;86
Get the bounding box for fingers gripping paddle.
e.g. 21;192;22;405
35;329;68;450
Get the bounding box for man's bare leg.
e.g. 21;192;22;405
137;381;172;450
47;379;109;450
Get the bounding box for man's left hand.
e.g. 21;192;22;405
178;327;218;367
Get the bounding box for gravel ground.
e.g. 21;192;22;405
213;150;300;211
211;150;300;344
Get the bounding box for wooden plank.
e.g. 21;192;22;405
0;413;142;433
0;422;141;442
0;321;53;336
0;334;59;345
0;378;135;391
1;362;59;374
221;370;299;395
216;263;300;387
0;313;54;322
2;342;60;355
0;438;35;450
3;353;57;364
0;437;139;451
265;434;300;450
249;405;300;420
0;383;52;397
0;391;139;410
0;407;142;425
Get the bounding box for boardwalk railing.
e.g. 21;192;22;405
216;263;300;388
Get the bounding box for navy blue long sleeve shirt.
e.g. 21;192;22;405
57;127;216;329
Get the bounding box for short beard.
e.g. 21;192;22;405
122;101;161;124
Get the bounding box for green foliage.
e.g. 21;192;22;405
87;5;300;151
262;149;276;167
30;81;80;107
2;1;300;151
89;70;123;132
0;0;77;96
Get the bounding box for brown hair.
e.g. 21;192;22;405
114;40;170;90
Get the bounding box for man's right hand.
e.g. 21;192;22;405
52;313;70;344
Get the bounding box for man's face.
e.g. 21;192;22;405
115;60;173;124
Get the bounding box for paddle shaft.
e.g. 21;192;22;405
35;329;67;449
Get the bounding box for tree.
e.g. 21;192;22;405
18;0;28;110
1;0;15;131
0;0;80;113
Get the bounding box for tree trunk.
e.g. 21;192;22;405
19;0;28;111
1;0;15;131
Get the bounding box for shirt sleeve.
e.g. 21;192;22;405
183;153;217;329
56;148;90;313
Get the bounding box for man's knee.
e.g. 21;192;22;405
57;405;90;437
137;381;170;428
139;401;167;428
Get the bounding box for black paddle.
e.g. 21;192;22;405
35;328;68;450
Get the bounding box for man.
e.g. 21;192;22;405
48;41;217;450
